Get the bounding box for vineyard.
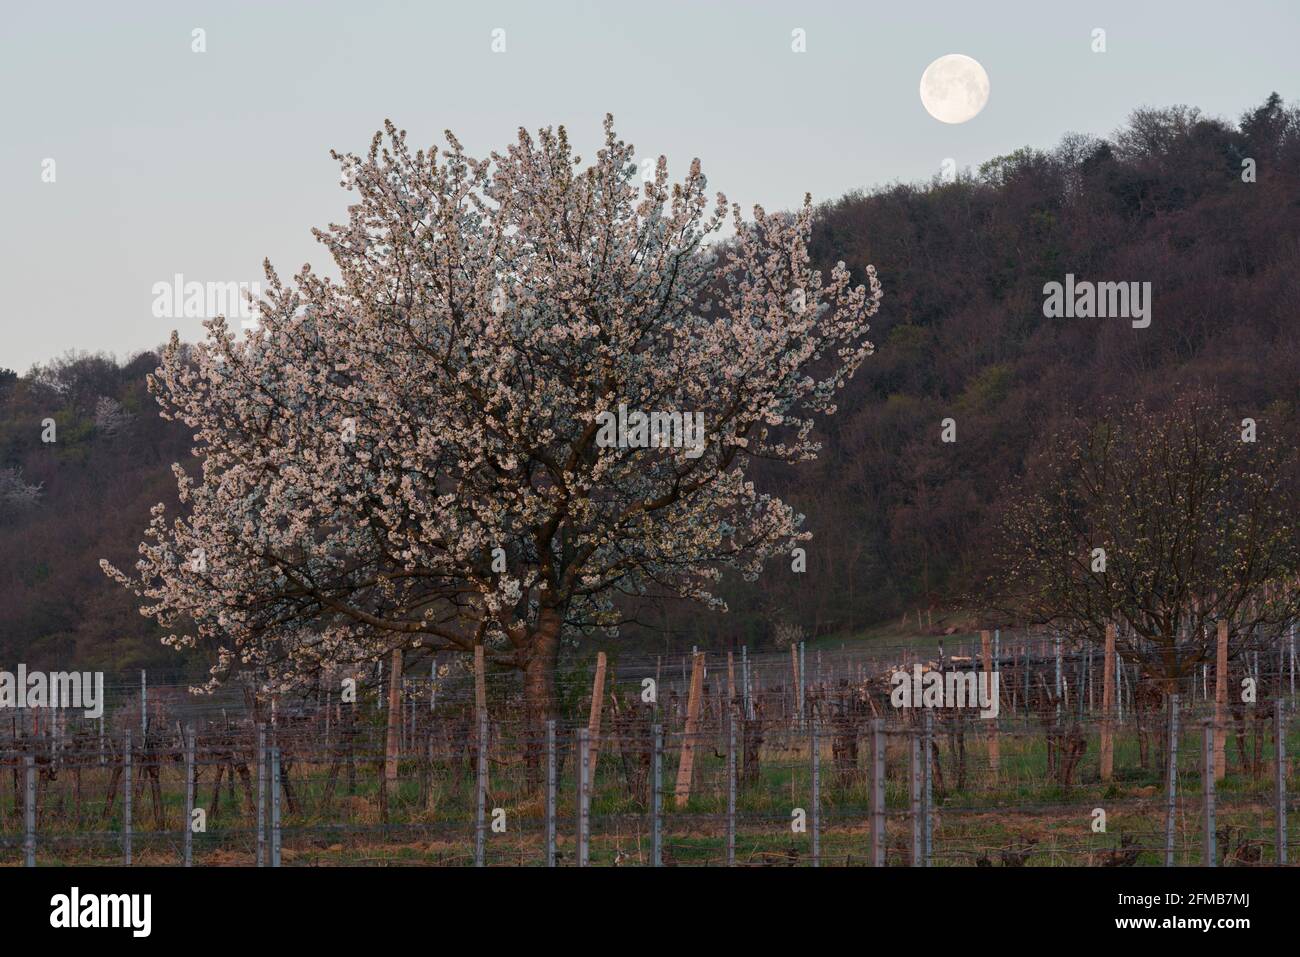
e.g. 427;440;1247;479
3;626;1296;867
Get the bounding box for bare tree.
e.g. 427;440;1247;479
94;395;134;437
983;393;1300;692
0;467;42;522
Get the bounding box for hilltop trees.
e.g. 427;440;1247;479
103;116;881;725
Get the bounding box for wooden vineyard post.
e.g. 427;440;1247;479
124;729;133;866
981;630;999;778
1053;631;1063;722
741;646;753;719
1215;621;1228;781
799;642;807;727
674;652;705;808
385;647;402;782
727;651;736;710
587;651;607;780
1101;623;1116;782
474;644;487;716
24;755;35;867
790;644;800;726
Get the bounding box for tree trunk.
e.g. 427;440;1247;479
522;608;563;744
518;612;562;789
385;648;402;782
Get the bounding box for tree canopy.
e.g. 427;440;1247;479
102;116;880;718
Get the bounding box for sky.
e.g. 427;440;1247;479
2;0;1296;373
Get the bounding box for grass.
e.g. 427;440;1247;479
4;713;1295;866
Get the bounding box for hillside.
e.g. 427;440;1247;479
664;93;1300;650
3;94;1299;671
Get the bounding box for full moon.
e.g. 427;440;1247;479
919;54;989;124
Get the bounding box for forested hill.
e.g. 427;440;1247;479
0;353;199;675
3;94;1299;670
742;93;1300;644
